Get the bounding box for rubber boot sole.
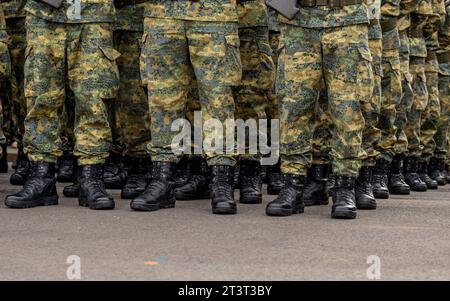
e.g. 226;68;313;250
212;203;237;215
5;195;59;209
130;197;176;212
266;205;304;216
78;196;115;210
331;208;357;219
373;190;390;199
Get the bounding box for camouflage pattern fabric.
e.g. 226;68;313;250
420;56;441;161
277;23;372;177
24;0;115;24
434;61;450;159
394;29;413;156
114;29;151;158
405;57;429;157
144;0;238;22
234;0;273;160
140;16;241;166
23;15;119;165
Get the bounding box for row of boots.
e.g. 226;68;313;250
371;155;449;199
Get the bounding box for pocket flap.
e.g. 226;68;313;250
358;46;373;62
99;46;121;61
225;34;240;48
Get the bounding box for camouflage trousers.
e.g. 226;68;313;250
113;30;151;158
23;16;119;165
420;56;440;162
375;48;403;162
405;57;429;157
5;17;26;149
393;32;413;156
433;63;450;160
277;24;371;177
140;18;241;166
233;26;274;160
311;37;382;167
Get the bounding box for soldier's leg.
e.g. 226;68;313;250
404;57;429;191
372;48;403;198
5;17;64;208
430;59;450;184
418;56;440;188
355;37;382;210
68;22;118;210
188;21;241;214
388;30;412;195
114;30;152;200
324;25;369;218
267;24;322;217
131;17;191;212
234;26;274;204
305;84;331;207
266;29;284;195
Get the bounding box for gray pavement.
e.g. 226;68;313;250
0;162;449;281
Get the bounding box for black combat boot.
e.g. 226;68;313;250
63;166;80;198
355;166;376;210
57;152;76;183
303;164;329;207
78;164;115;210
103;152;127;189
403;156;427;192
266;174;305;216
372;159;390;199
267;160;284;195
238;160;262;204
0;144;8;173
130;162;175;211
418;160;438;189
172;156;190;189
174;157;210;200
211;165;236;214
332;175;357;219
428;157;446;186
121;157;151;199
10;148;30;185
388;155;410;195
5;162;58;208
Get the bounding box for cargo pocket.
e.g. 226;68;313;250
413;72;429;111
356;46;374;99
0;41;11;80
257;40;275;90
224;34;242;86
97;45;121;99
